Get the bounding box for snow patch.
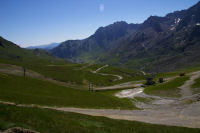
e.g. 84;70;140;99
196;23;200;26
175;18;181;24
170;26;175;31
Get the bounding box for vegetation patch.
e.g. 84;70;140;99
191;78;200;88
191;77;200;94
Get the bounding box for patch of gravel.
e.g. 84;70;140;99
0;127;39;133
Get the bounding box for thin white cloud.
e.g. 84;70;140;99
99;4;104;12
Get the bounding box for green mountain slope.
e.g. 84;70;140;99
0;36;65;65
0;36;142;87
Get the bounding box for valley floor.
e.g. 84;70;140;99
0;70;200;128
0;63;200;131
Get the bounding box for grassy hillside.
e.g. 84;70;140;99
0;37;143;87
0;104;200;133
0;73;134;109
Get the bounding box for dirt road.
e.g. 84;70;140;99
91;65;123;80
95;81;143;91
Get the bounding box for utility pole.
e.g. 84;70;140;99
88;82;94;92
91;82;93;92
88;82;91;91
23;66;26;78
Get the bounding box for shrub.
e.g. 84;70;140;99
158;78;164;83
180;73;185;76
145;77;155;85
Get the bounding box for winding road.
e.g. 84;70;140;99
91;65;123;80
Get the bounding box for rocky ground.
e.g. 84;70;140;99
0;127;38;133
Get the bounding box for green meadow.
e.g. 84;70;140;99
0;73;134;109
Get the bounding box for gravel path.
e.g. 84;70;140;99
95;81;143;91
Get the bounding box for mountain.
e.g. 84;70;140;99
51;21;141;63
51;1;200;72
26;42;60;50
102;1;200;72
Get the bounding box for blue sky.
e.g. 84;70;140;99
0;0;199;47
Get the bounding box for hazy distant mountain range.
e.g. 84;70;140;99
51;1;200;72
27;43;60;50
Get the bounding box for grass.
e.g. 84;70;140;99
155;64;200;79
29;64;145;87
0;73;134;109
29;64;117;86
0;104;200;133
0;58;118;87
0;59;141;87
144;76;190;97
98;65;144;82
191;77;200;94
191;78;200;88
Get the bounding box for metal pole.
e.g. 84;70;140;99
23;67;26;78
88;82;90;91
91;83;93;92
